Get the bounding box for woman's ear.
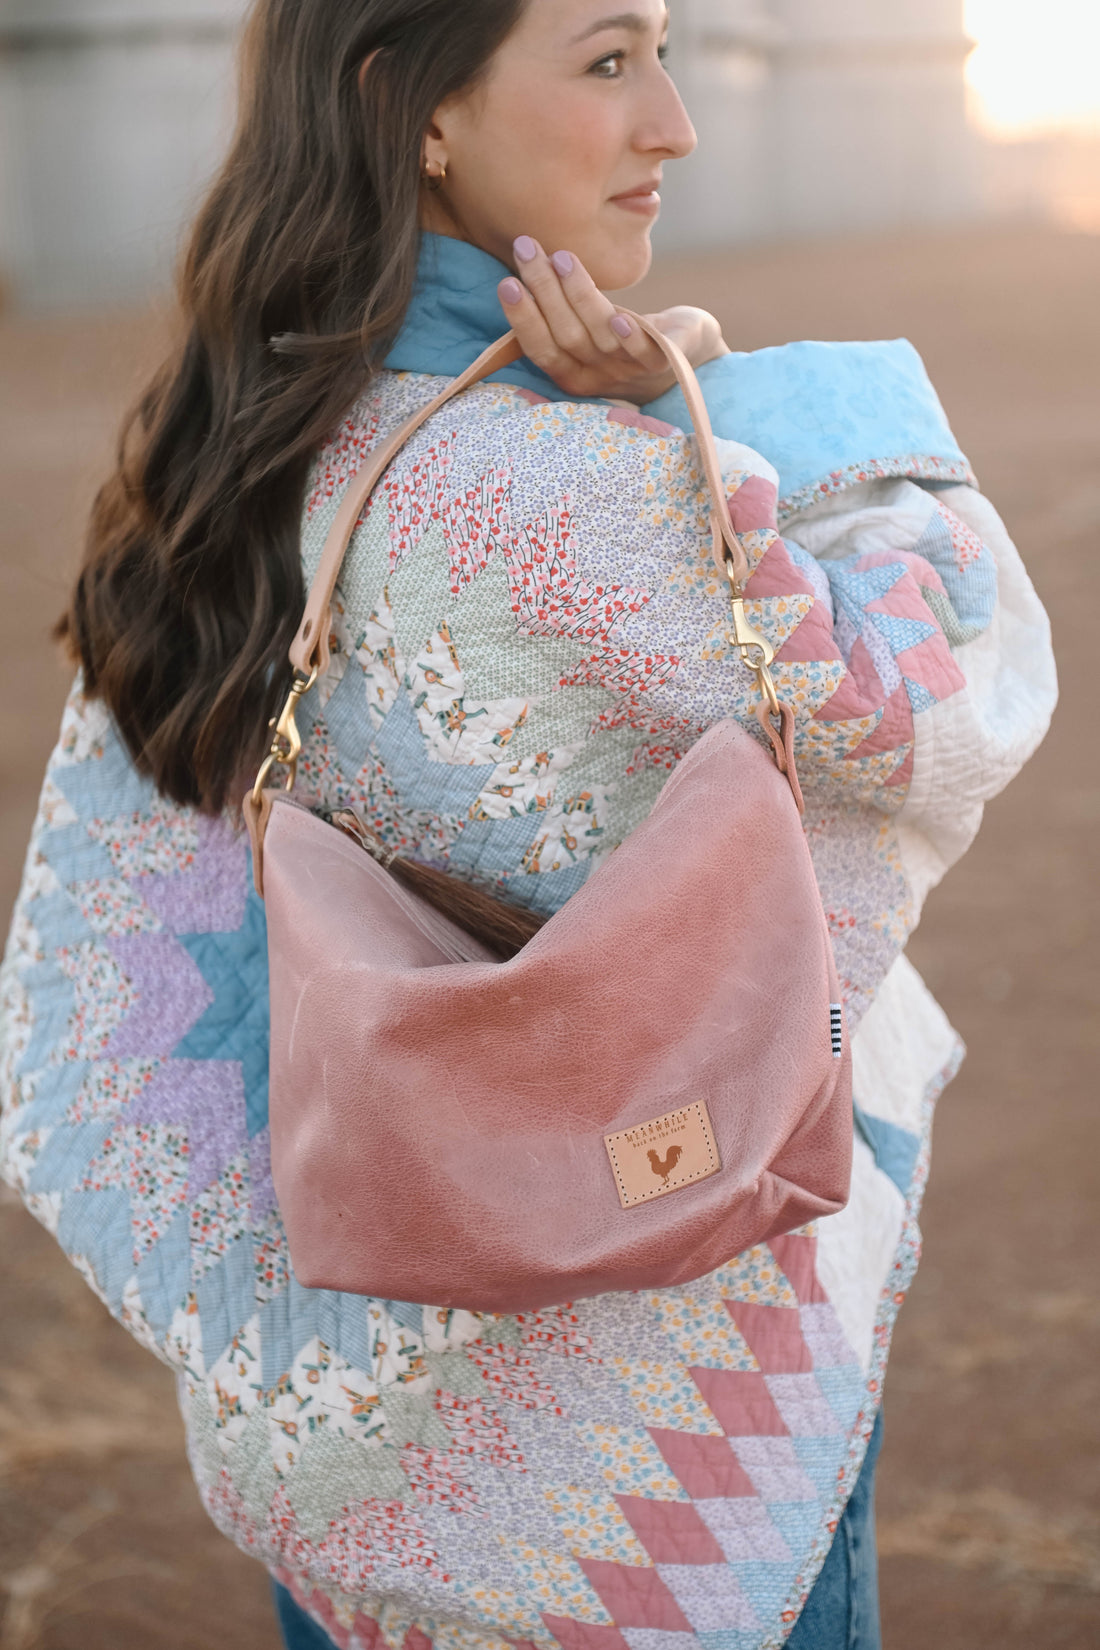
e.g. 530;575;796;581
421;115;449;180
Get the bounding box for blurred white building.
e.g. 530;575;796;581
0;0;247;308
1;0;982;309
663;0;979;247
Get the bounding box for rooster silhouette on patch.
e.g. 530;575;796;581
648;1143;683;1183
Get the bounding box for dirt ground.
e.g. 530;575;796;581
0;225;1097;1649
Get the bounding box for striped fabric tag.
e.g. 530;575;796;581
830;1003;844;1059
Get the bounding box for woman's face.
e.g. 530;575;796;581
421;0;696;290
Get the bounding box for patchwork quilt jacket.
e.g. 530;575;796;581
0;241;1057;1649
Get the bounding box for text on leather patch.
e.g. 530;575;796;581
604;1102;721;1210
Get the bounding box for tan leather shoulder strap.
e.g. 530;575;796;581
290;310;746;676
628;312;746;585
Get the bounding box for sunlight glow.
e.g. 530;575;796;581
965;0;1100;136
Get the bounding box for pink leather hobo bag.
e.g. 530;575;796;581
245;316;852;1314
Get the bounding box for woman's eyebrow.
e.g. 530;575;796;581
569;11;670;47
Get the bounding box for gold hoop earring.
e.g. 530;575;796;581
423;162;446;192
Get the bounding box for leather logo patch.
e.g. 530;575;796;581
604;1102;721;1210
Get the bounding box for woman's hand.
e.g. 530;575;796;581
498;236;729;406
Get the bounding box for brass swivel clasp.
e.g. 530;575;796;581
723;558;780;716
250;668;317;805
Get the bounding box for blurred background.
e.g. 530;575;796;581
0;2;1097;1647
3;0;1100;303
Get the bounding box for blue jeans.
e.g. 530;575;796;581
787;1407;883;1650
273;1409;884;1650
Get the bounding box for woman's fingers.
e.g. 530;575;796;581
497;273;585;385
509;237;608;365
497;237;672;395
496;238;719;401
549;251;669;374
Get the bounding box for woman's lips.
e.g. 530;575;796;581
610;189;661;216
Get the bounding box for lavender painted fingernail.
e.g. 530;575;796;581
513;235;537;262
551;250;574;277
611;314;633;338
499;277;523;305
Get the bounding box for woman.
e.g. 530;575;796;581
0;1;1056;1647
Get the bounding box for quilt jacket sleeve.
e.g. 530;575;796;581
641;338;1053;880
774;475;1057;905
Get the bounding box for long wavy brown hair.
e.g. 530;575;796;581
59;0;525;814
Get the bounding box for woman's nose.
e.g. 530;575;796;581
638;72;697;160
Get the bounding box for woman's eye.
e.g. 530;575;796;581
589;44;670;78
